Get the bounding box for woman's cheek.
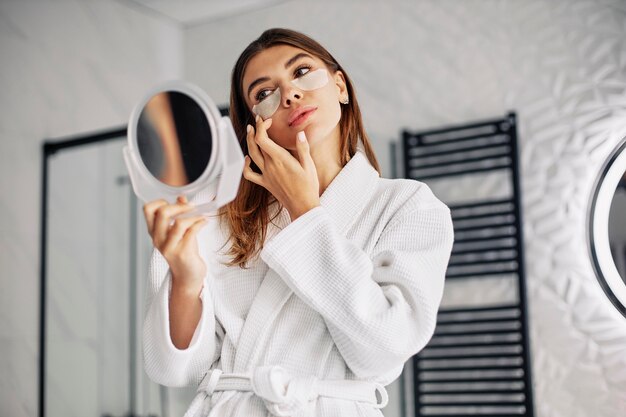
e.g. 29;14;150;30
321;102;341;133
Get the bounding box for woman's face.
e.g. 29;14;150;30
242;44;347;151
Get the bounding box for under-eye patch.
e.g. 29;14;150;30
252;68;329;119
252;88;281;120
291;68;329;91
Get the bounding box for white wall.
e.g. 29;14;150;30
184;0;626;416
0;1;183;416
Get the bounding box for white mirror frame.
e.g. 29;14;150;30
588;136;626;319
122;80;244;218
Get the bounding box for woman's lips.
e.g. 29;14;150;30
289;108;316;127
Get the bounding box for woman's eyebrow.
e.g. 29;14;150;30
284;52;313;70
246;53;314;97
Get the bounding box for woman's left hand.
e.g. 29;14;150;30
243;115;321;221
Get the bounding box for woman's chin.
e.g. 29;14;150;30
305;123;337;144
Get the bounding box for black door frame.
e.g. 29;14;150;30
39;126;127;417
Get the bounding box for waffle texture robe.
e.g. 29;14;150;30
142;147;454;416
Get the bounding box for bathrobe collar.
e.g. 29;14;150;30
319;145;380;234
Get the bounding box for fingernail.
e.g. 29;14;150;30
297;131;306;142
255;114;260;123
246;124;252;134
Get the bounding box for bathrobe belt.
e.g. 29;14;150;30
184;365;389;417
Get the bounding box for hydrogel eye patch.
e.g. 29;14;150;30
252;68;329;119
291;67;329;90
252;88;281;120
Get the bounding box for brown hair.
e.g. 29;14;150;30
217;28;381;269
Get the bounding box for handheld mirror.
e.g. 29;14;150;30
123;81;243;219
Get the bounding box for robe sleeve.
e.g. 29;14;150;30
142;235;224;387
259;189;454;380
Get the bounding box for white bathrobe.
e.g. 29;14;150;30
142;147;454;416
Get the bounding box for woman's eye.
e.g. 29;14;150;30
255;89;273;102
294;65;311;77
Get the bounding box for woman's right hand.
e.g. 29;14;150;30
143;195;208;291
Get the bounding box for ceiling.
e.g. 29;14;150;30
123;0;293;27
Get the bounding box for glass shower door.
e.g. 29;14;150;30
44;134;195;417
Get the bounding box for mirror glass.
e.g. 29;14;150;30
608;171;626;281
589;136;626;318
137;91;213;187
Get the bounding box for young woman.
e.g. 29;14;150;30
142;28;454;417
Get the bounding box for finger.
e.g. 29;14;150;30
153;202;195;247
246;124;265;171
254;115;284;159
295;130;313;169
161;214;206;254
143;199;168;234
179;217;209;249
243;155;265;187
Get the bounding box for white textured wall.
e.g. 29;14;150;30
0;1;183;416
184;1;626;416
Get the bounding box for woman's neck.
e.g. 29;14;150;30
311;143;343;197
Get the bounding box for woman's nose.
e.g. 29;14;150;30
282;84;302;106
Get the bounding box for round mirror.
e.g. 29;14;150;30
136;91;213;187
588;135;626;318
123;80;244;218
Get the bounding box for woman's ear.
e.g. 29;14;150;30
333;70;348;99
